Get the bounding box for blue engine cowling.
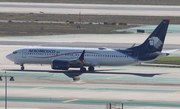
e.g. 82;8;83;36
51;60;70;70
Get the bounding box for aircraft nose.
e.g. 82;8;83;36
6;53;12;60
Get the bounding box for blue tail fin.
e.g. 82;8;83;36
129;19;170;52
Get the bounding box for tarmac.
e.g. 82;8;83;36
0;2;180;16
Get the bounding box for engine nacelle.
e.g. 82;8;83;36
51;60;70;70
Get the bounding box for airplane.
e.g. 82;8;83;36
6;19;178;78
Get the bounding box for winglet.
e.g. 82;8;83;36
79;50;85;63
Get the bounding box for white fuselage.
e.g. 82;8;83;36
6;47;139;66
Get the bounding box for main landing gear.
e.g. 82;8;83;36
20;64;24;70
80;66;95;73
80;67;86;73
88;66;94;72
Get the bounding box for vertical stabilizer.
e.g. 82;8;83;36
130;19;170;52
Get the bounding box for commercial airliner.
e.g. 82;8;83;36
6;19;177;73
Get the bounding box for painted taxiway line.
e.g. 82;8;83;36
106;75;121;79
63;99;79;103
31;87;44;90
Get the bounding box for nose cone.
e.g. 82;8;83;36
6;53;12;61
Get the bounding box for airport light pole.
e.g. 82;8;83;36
0;71;14;109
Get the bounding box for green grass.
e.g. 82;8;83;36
0;13;180;36
0;22;133;36
151;57;180;65
1;13;180;24
1;0;180;5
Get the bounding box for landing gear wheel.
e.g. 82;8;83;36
20;64;24;70
88;66;94;71
80;67;86;73
73;76;80;81
21;66;24;70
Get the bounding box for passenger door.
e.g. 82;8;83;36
22;49;27;58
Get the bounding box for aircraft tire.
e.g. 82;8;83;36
80;67;86;73
88;66;94;71
21;66;24;70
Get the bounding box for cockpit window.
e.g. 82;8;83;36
13;51;17;54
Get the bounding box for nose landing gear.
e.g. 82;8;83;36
20;64;24;70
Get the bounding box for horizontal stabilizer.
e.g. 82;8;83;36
162;49;179;53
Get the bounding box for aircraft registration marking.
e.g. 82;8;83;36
63;99;79;103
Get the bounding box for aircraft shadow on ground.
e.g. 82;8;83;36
4;69;166;78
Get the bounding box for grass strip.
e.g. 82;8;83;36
151;57;180;65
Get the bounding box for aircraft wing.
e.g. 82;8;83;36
68;50;85;65
68;50;98;66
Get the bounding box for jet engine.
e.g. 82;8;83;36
51;60;70;70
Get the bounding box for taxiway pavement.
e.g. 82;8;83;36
0;2;180;16
0;33;180;50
